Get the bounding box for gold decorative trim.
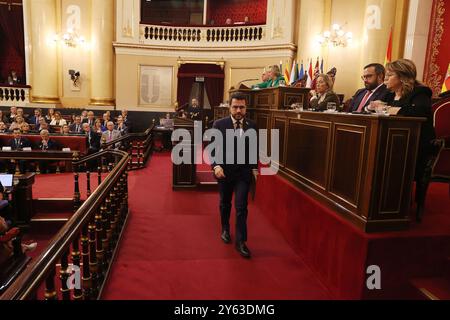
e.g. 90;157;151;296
114;41;298;53
89;98;116;106
31;96;61;104
424;0;445;97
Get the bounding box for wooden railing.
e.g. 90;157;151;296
0;149;129;300
0;85;31;107
101;124;154;171
140;24;266;46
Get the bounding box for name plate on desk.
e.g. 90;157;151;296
2;147;11;151
63;148;71;152
22;147;32;151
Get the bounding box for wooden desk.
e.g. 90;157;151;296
257;110;424;232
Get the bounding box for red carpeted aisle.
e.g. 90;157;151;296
102;153;332;300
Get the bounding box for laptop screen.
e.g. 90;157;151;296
0;174;14;188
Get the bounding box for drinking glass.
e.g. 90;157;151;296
327;102;337;112
375;101;388;115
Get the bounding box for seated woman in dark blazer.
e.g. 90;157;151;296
384;59;436;219
309;74;340;111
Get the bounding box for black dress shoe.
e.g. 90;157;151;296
221;230;231;244
235;242;251;258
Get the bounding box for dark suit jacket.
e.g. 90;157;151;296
349;84;392;112
8;137;31;150
69;123;83;133
28;116;41;126
83;118;96;127
309;91;340;111
211;116;258;182
37;139;60;151
86;130;101;153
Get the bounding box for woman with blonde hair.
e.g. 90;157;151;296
50;111;67;126
309;74;340;111
384;59;436;220
268;65;285;88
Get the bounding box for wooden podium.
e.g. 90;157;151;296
172;118;196;189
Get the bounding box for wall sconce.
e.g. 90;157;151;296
317;23;353;47
69;70;80;88
53;28;85;47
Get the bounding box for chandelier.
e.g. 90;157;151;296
53;29;85;47
317;24;353;47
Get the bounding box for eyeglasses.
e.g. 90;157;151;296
361;74;376;80
231;106;246;110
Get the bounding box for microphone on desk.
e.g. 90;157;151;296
237;78;259;88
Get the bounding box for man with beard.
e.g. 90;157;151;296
348;63;391;113
211;92;258;259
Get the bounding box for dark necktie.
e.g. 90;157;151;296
16;139;19;148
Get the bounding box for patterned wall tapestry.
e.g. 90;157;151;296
424;0;450;96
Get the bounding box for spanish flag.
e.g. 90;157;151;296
384;27;393;65
442;63;450;94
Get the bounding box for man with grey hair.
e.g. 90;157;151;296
101;121;121;148
37;129;60;173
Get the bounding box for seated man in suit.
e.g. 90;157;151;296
188;98;202;121
8;106;17;123
101;121;121;149
8;128;32;173
115;115;129;136
36;129;61;174
28;108;42;128
70;115;83;133
83;123;101;171
84;111;96;127
348;63;391;113
121;109;131;131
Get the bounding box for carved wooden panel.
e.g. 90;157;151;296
378;128;410;214
286;119;331;189
329;125;366;208
273;117;287;167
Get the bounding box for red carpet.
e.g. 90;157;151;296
102;153;332;300
25;153;450;300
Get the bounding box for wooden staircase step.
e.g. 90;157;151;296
410;277;450;300
33;198;74;214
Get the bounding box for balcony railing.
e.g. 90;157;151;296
140;24;266;46
0;85;31;107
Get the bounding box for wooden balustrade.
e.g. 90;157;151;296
101;124;154;170
1;149;130;300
